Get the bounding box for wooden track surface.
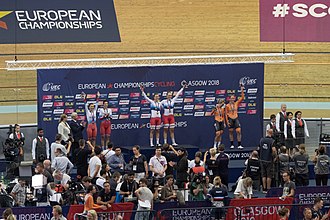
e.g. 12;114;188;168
0;0;329;123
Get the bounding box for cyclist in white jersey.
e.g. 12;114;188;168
98;100;112;149
82;91;100;147
140;85;162;147
160;85;185;146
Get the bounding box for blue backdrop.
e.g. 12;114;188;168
37;64;264;149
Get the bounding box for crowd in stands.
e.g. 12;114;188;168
0;103;329;220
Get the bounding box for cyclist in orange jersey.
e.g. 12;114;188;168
211;99;226;149
225;86;245;149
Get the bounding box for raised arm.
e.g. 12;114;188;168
236;86;245;104
172;87;184;102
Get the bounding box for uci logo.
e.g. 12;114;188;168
239;77;257;86
42;82;61;92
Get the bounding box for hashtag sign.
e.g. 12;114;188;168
272;4;290;17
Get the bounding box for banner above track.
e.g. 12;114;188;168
260;0;330;42
0;0;120;43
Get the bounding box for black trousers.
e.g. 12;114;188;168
315;174;328;186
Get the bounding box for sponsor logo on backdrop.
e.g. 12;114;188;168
119;93;129;97
43;110;52;114
65;102;74;106
75;102;85;106
184;105;194;110
130;114;140;119
194;112;204;117
86;94;96;99
174;106;182;110
195;98;204;103
42;95;53;100
119;114;129;119
110;108;118;113
184;91;194;96
205;97;215;102
184;98;194;103
42;102;53;107
248;103;257;107
75;94;82;99
54;102;64;107
53;109;64;114
184;113;193;116
194;90;205;96
247;110;257;114
119;100;130;105
64;109;74;114
43;117;52;121
239;77;257;86
108;93;119;98
194;104;204;110
120;107;129;112
140;100;149;105
141;114;150;119
206;91;215;94
175;98;183;103
65;95;74;99
108;101;118;105
111;115;118;120
111;123;140;130
54;95;63;99
130;107;140;112
216;90;226;95
239;103;247;108
248;88;258;93
76;109;85;113
130;92;140;98
42;82;61;92
248;96;257;100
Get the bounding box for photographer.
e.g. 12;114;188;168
234;177;253;199
32;128;49;164
189;173;207;201
53;169;71;191
50;134;68;162
313;145;330;186
35;163;53;183
52;148;74;175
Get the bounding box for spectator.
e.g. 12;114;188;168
101;142;115;165
150;179;161;202
10;178;26;207
313;145;330;186
278;207;290;220
292;111;309;147
32;128;50;164
82;176;93;191
88;146;102;183
311;197;329;220
245;150;261;190
75;139;94;179
278;146;290;186
96;169;108;189
109;172;121;190
209;176;228;220
292;145;309;186
43;159;53;174
135;178;153;220
86;210;97;220
6;214;16;220
50;134;68;162
53;169;71;190
204;175;214;192
149;146;167;185
303;208;313;220
234;177;253;199
120;172;138;199
108;147;126;175
216;144;230;188
209;176;228;208
51;205;67;220
169;147;188;189
102;164;112;181
188;151;204;173
280;172;295;200
203;148;218;183
2;208;13;219
35;162;53;183
49;182;63;206
57;114;71;144
160;175;177;201
84;185;107;212
52;148;74;175
162;144;177;177
129;145;148;181
96;181;115;208
258;129;276;193
190;174;207;201
69;112;85;162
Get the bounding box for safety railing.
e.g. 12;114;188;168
73;209;157;220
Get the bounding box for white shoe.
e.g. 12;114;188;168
230;145;235;149
150;144;154;147
238;145;244;149
172;142;178;146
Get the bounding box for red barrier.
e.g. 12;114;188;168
67;203;135;220
226;197;294;220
